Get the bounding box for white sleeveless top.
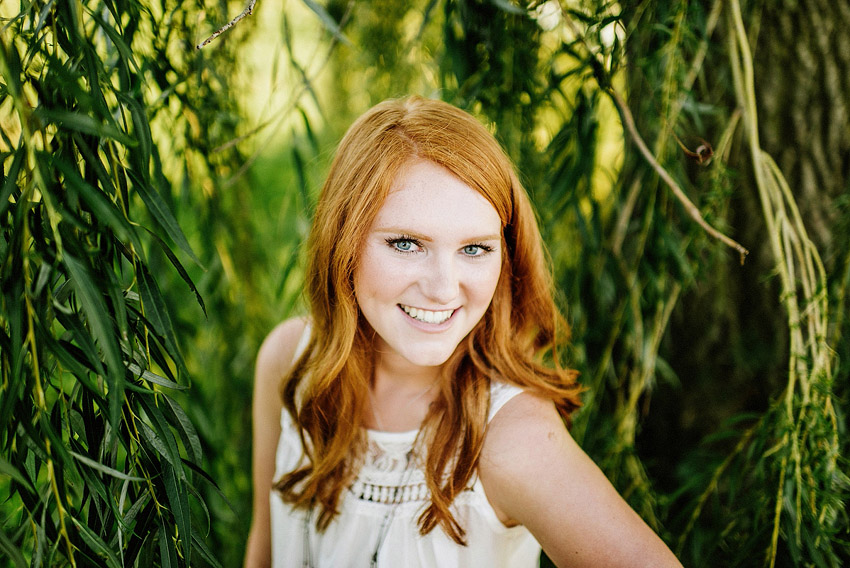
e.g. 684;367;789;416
269;339;540;567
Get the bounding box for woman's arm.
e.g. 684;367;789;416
243;318;308;568
478;392;683;568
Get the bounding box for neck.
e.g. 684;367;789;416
368;355;442;432
372;349;442;391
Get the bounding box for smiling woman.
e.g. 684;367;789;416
355;159;503;371
243;96;683;568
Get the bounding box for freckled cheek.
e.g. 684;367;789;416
355;254;419;299
463;262;502;301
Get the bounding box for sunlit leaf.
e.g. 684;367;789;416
0;147;24;218
35;109;137;146
490;0;526;15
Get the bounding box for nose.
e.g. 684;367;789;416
421;253;459;305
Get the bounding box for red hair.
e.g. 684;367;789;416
276;96;581;543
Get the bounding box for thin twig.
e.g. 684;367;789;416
607;88;750;264
196;0;258;49
219;0;355;187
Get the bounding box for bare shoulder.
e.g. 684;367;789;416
252;316;308;433
255;317;309;388
479;392;682;567
245;317;309;568
479;392;572;493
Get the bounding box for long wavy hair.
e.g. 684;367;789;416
275;96;582;544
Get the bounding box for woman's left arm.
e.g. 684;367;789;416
478;392;683;568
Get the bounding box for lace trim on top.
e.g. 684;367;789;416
349;477;430;505
343;380;522;507
348;431;430;505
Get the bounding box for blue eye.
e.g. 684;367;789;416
385;236;421;253
462;244;493;256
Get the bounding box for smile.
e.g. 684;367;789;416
399;304;455;324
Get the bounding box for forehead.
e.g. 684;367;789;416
372;160;501;233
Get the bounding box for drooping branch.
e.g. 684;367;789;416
558;6;749;264
607;88;750;264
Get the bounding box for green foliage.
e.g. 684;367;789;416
0;0;243;565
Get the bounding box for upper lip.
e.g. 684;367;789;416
399;304;457;312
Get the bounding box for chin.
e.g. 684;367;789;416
399;344;460;368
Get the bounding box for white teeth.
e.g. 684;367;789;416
401;305;454;324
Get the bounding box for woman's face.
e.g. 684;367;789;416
354;159;503;370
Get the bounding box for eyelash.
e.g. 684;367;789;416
385;235;423;254
384;235;495;257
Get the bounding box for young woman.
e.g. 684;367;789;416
244;96;682;567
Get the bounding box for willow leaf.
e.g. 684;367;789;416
136;264;187;378
490;0;526;15
159;523;178;568
0;295;23;428
50;153;140;250
129;169;202;267
0;455;35;493
0;146;24;218
47;339;101;391
163;462;190;566
120;492;151;530
191;531;222;568
71;132;117;197
181;458;233;512
126;362;186;391
86;8;140;75
71;516;123;568
143;227;206;316
136;418;171;466
137;395;183;473
69;450;144;482
121;93;153;175
36;109;136;146
61;252;124;429
184;481;211;537
163;396;202;463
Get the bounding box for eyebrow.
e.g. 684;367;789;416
373;226;502;242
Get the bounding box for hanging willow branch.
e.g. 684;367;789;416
606;88;750;264
726;0;839;564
